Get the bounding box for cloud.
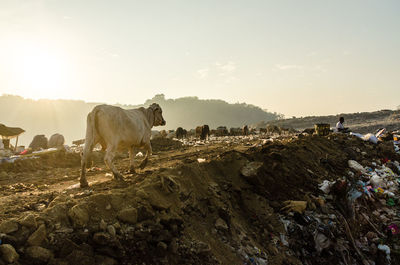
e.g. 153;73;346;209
275;64;304;70
195;61;239;84
197;68;209;79
215;61;236;75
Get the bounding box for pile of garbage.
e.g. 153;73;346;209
279;158;400;265
0;134;399;264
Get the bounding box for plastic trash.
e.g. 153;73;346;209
388;224;400;235
387;198;395;206
314;232;331;252
348;189;362;203
377;244;391;262
319;180;335;194
350;132;379;144
348;160;367;174
197;158;206;163
370;174;385;188
136;152;144;157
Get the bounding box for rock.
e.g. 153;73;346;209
44;202;71;226
113;222;121;230
68;205;89;227
193;241;211;254
107;225;116;237
59;239;79;257
67;250;96;265
27;224;47;246
117;208;138;224
157;241;168;251
137;205;155;222
26;246;53;263
99;219;107;231
215;218;228;231
241;161;263;177
109;193;127;211
0;244;19;263
93;232;111;245
156;242;168;257
19;213;37;229
169;238;178;254
0;220;19;234
0;171;8;181
136;189;148;199
95;255;118;265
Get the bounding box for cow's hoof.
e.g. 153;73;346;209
113;173;124;181
80;180;89;188
129;167;136;174
139;160;148;169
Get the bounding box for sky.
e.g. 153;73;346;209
0;0;399;117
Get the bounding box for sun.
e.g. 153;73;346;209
10;43;69;100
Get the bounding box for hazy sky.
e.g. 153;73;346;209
0;0;399;117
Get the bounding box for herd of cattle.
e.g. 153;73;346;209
153;124;296;141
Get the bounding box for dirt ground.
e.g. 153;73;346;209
0;134;399;265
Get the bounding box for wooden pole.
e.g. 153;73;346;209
14;136;19;152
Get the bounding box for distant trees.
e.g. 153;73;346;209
0;94;281;145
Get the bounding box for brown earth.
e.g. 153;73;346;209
0;134;399;265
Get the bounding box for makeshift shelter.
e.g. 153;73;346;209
0;123;25;150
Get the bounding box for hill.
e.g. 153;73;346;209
261;109;400;134
0;94;280;146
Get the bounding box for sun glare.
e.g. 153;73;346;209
10;43;69;100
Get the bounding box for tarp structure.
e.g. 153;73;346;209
0;123;25;139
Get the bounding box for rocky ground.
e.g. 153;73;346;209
0;134;399;265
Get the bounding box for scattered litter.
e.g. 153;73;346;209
348;160;367;173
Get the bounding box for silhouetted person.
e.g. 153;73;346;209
336;117;350;133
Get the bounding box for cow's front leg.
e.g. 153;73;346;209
139;142;152;169
128;147;136;174
104;148;124;181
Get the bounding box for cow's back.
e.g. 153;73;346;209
92;105;150;149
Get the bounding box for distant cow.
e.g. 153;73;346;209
266;124;281;135
230;127;242;136
216;126;228;136
259;128;267;134
243;125;249;136
29;135;48;151
216;126;229;136
176;127;187;139
48;133;65;148
196;125;210;140
160;130;168;138
166;130;175;139
187;129;196;138
80;103;166;188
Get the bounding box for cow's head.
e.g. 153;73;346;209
149;103;166;126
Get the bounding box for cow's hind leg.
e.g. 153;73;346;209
104;148;124;181
80;144;92;188
128;147;136;174
139;142;152;169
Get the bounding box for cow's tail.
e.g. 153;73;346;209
82;107;101;163
81;107;100;185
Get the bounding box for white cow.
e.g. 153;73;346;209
80;103;166;187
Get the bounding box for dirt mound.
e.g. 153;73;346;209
150;138;183;152
0;151;80;173
0;134;399;264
